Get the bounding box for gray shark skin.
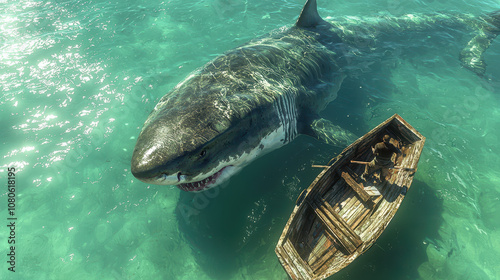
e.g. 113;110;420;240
131;0;500;192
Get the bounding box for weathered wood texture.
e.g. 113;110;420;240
338;168;371;202
275;114;425;280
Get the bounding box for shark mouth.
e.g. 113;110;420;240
177;166;231;192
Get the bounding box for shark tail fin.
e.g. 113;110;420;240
460;10;500;76
296;0;324;28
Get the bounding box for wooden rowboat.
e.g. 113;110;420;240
275;114;425;280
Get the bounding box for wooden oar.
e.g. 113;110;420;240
311;165;330;168
350;160;370;165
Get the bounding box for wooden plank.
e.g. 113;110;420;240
276;246;301;280
319;218;359;256
318;198;362;244
351;196;383;233
307;234;330;265
329;185;352;212
364;186;381;196
308;168;337;199
311;201;356;254
338;169;371;202
324;182;342;203
282;239;314;279
342;194;366;225
309;243;337;273
309;199;362;255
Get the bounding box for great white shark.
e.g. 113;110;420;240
131;0;499;192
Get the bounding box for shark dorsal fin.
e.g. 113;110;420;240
296;0;323;28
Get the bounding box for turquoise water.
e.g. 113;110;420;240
1;0;500;279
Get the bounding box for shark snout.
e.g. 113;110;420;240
131;164;183;185
131;149;188;185
130;147;178;184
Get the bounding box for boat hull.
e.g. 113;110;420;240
276;114;425;279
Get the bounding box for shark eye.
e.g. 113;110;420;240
200;150;207;157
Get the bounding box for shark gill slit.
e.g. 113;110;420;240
275;92;298;144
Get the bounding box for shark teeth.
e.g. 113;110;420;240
177;166;230;192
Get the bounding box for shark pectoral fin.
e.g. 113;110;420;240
460;34;490;76
460;10;500;76
305;118;358;147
